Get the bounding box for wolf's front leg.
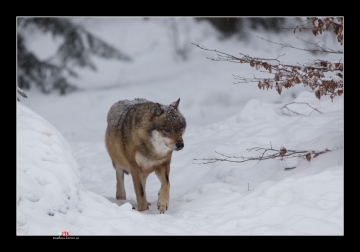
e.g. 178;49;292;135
155;163;170;213
131;168;149;211
142;173;152;207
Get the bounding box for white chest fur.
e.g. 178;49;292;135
150;130;172;155
135;152;168;171
135;130;171;171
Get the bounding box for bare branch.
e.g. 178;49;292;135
256;36;342;54
192;43;284;64
295;36;342;54
280;102;324;117
191;17;344;101
193;145;331;167
192;42;343;101
283;17;343;46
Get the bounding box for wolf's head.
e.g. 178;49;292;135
149;98;186;154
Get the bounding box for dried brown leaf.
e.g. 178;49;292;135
262;62;269;70
280;147;287;157
312;27;318;36
336;73;343;78
306;153;311;161
312;18;317;26
263;81;268;90
275;82;282;95
284;80;292;88
339;64;343;72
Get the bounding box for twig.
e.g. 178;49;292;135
281;102;324;117
191;17;343;101
193;145;331;165
192;42;343;101
256;36;342;54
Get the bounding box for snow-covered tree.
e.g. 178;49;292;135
17;17;132;95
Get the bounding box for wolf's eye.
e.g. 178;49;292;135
164;129;170;132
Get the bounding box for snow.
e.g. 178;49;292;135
17;17;343;236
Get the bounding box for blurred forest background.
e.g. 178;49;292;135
16;17;298;95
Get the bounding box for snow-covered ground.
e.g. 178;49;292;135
17;17;344;235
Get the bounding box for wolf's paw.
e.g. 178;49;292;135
137;205;150;211
157;201;168;214
147;202;151;206
132;205;149;211
137;201;150;211
116;194;126;200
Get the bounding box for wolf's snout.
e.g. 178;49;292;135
176;142;184;150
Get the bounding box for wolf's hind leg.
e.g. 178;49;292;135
113;160;126;200
116;170;126;200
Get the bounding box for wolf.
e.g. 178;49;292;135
105;98;186;213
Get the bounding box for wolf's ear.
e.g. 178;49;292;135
153;103;164;116
170;98;180;110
